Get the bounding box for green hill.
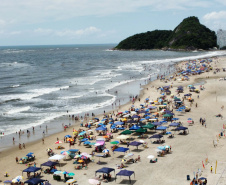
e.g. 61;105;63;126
115;16;217;50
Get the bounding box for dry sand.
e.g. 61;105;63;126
1;56;226;185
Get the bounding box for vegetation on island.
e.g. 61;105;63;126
114;16;217;50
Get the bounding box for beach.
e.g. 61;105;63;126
1;55;226;185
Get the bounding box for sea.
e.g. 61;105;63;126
0;44;226;151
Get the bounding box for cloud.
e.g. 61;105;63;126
34;27;101;38
203;11;226;31
203;11;226;20
0;0;214;25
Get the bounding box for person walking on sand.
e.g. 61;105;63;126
23;143;25;149
211;166;213;173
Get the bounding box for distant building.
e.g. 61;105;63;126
217;29;226;48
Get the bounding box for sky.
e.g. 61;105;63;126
0;0;226;46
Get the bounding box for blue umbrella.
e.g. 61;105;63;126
172;118;179;121
81;138;88;142
166;131;172;135
84;141;91;145
27;152;34;155
187;118;192;120
65;135;72;138
157;146;166;151
78;131;86;136
156;126;167;130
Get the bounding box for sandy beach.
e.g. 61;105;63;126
1;55;226;185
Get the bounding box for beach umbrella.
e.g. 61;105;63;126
166;132;172;135
68;172;75;177
149;134;163;139
89;142;96;146
78;131;86;136
66;179;77;184
81;152;88;156
84;141;91;145
157;146;166;151
135;128;147;133
89;178;100;185
74;154;82;158
147;155;155;159
81;155;88;159
172;118;179;121
110;141;119;145
3;180;12;184
27;152;34;155
55;141;63;144
124;153;134;159
81;138;88;142
120;130;133;135
117;135;130;139
78;160;84;163
54;171;62;174
156;126;167;130
61;151;70;155
187;118;192;120
102;149;110;153
65;135;72;138
163;114;173;117
62;171;69;174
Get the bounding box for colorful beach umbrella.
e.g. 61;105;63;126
68;172;75;177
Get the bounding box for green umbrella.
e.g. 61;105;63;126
120;130;133;135
135;128;147;133
142;123;155;129
163;114;172;117
68;172;75;177
110;141;119;145
89;142;96;145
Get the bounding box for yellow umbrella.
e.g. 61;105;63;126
78;160;84;163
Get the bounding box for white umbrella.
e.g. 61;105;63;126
139;140;145;143
147;155;155;159
123;114;130;118
130;111;137;115
117;135;129;139
49;154;65;161
89;178;100;185
96;138;105;141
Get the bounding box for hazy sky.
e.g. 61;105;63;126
0;0;226;46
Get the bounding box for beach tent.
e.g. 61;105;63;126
149;134;163;139
41;161;58;167
142;123;155;129
169;122;180;127
129;125;141;130
156;126;167;130
134;128;147;134
24;178;45;185
127;120;138;124
114;147;129;153
115;170;135;183
114;121;124;125
95;167;115;175
128;141;142;150
175;126;188;131
120;130;133;135
23;167;41;176
95;126;107;131
152;122;162;126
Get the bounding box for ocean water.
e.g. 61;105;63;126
0;44;225;150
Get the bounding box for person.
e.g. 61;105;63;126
23;143;25;149
19;143;22;150
42;138;44;144
211;166;213;173
16;156;18;163
4;172;9;177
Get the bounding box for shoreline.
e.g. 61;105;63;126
1;55;226;184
